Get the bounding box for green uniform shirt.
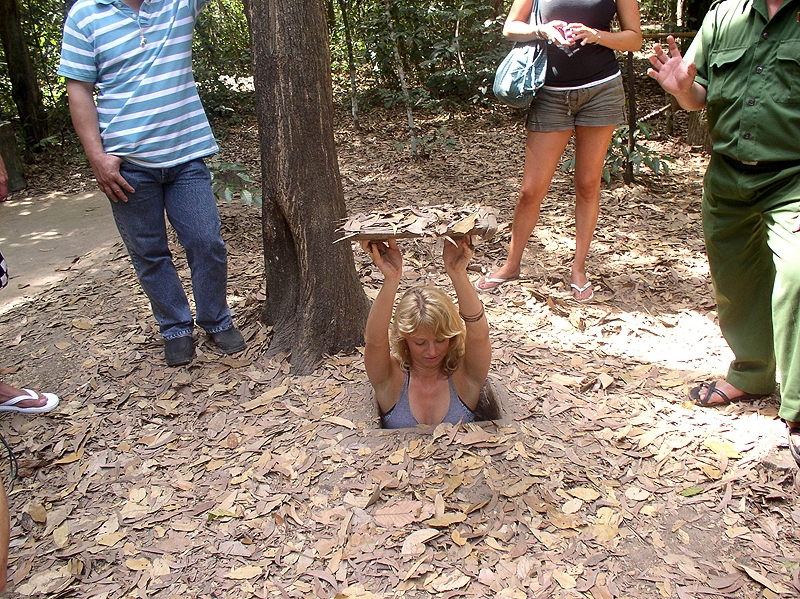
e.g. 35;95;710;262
686;0;800;162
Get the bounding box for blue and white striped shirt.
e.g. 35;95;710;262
58;0;218;168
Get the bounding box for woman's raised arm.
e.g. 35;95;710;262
443;237;491;397
361;240;404;411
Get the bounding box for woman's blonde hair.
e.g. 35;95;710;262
390;285;466;375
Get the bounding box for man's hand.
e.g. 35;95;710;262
647;35;707;111
647;35;699;99
89;153;134;202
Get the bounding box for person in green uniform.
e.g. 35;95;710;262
647;0;800;468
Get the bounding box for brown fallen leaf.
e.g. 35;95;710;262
401;528;439;555
735;563;791;595
125;557;151;571
225;565;263;580
426;512;466;527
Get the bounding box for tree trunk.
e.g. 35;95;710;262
685;0;712;32
243;0;370;375
0;121;25;192
337;0;360;129
384;0;418;156
624;52;636;184
0;0;48;150
686;109;712;151
491;0;504;19
325;0;336;32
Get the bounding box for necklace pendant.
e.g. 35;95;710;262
140;35;146;47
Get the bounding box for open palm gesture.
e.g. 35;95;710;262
647;35;697;96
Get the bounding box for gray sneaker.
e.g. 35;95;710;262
211;327;246;355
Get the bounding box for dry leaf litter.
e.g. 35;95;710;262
1;105;798;599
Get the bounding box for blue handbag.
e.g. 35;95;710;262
493;0;547;109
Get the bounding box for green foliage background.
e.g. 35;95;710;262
0;0;68;125
1;0;681;123
0;0;683;181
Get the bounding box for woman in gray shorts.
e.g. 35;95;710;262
476;0;642;300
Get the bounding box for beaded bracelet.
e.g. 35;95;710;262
459;305;485;322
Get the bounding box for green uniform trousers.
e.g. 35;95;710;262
702;153;800;423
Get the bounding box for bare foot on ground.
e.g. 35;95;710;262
0;382;52;410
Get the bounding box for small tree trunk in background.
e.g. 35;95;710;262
665;92;674;136
337;0;360;129
624;52;636;184
244;0;370;374
682;0;712;146
685;0;712;32
325;0;336;31
0;0;49;150
0;121;25;191
384;0;418;156
686;109;712;151
492;0;505;18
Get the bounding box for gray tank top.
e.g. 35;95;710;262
382;372;476;429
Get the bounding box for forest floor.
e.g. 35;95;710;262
1;78;799;598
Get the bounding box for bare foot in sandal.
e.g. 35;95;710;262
570;271;593;301
570;281;594;301
0;381;59;414
475;268;519;292
689;380;769;406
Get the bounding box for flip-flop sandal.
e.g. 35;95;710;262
0;389;60;414
788;425;800;468
570;281;594;301
475;274;518;292
688;381;767;407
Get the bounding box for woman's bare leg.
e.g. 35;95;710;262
570;124;616;299
479;129;572;289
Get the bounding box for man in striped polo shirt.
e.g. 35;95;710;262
59;0;246;367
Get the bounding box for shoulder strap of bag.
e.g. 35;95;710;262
529;0;542;26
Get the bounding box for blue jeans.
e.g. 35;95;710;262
111;158;232;340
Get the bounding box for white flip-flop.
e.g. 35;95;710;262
570;281;594;301
0;389;60;414
475;274;519;292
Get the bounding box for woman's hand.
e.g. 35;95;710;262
539;20;571;45
361;239;403;283
442;235;473;276
565;22;602;46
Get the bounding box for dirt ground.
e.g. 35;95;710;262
0;95;798;598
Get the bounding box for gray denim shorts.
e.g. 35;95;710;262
526;75;626;132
